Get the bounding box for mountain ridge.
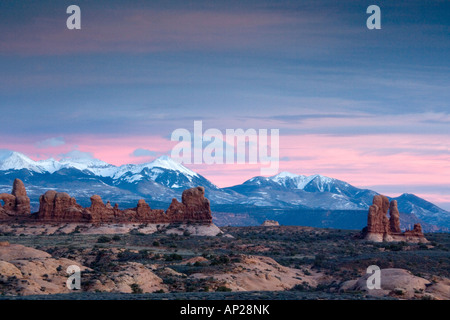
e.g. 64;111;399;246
0;150;448;231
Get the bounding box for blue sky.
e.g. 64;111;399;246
0;0;449;208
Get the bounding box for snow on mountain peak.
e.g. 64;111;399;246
268;172;336;190
0;151;44;172
0;151;202;183
310;174;334;183
144;156;198;177
273;171;301;179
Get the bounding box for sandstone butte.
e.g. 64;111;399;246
0;179;212;224
362;194;428;243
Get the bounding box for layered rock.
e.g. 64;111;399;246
32;186;212;224
37;191;85;222
0;179;30;219
341;268;450;300
367;195;390;235
0;178;213;225
261;220;280;227
0;242;167;296
165;187;212;223
364;195;427;243
389;200;401;233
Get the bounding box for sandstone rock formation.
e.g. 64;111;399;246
261;220;280;227
341;268;450;300
0;242;88;295
367;195;390;235
0;179;213;226
31;186;212;224
0;242;166;295
364;195;427;243
37;191;85;222
191;255;320;292
0;179;30;219
165;187;212;223
86;262;166;294
389;200;401;233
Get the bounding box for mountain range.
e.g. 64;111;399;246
0;150;448;232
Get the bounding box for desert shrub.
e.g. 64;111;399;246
183;230;191;237
163;277;176;285
90;250;117;273
388;243;404;251
210;255;231;266
72;226;81;234
117;249;142;262
129;229;145;236
97;236;111;243
216;286;232;292
139;249;150;259
291;282;312;291
164;253;183;261
231;256;242;263
130;283;143;294
112;235;121;241
313;254;326;268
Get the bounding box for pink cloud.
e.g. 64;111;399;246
1;133;449;208
277;134;450;186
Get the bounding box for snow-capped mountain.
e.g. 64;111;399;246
0;151;448;231
227;172;377;210
0;151;115;175
0;151;48;173
0;151;209;189
393;193;450;229
109;155;214;191
270;172;356;194
0;151;226;207
270;172;320;190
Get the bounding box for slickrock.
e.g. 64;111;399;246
192;255;320;292
86;262;166;294
0;243;90;296
341;268;450;300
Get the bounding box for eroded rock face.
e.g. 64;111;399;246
0;243;166;296
262;220;280;227
367;195;390;234
12;179;27;197
0;179;30;219
166;187;212;224
389;200;401;233
364;195;427;243
340;268;448;299
37;190;84;222
32;186;212;224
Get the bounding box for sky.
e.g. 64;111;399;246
0;0;449;209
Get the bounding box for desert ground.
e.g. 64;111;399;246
0;225;449;300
